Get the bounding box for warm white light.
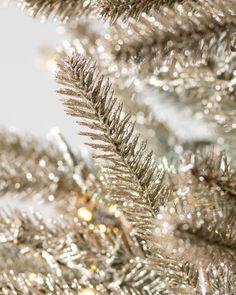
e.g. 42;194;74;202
98;224;107;233
77;207;93;222
80;288;96;295
109;204;121;217
28;273;37;282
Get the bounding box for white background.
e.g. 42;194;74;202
0;3;80;148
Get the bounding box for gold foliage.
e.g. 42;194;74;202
96;0;184;23
4;0;236;293
108;0;236;68
56;53;170;242
20;0;93;22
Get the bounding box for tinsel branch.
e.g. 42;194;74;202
108;0;236;70
207;266;236;295
56;53;170;242
177;210;236;255
0;128;97;213
96;0;184;23
157;55;236;102
53;19;181;158
0;211;195;294
0;211;128;275
19;0;93;22
148;53;236;162
187;150;236;198
0;272;83;295
4;268;218;295
65;19;218;159
165;149;236;268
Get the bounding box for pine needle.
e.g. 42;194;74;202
0;210;191;294
108;0;236;69
96;0;185;23
0;129;95;213
19;0;93;22
56;53;170;242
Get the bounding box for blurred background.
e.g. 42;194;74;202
0;2;80;148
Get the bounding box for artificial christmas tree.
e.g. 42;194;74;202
0;0;236;293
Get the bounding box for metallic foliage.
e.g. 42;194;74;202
2;0;236;293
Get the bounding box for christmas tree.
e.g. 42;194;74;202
0;0;236;293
